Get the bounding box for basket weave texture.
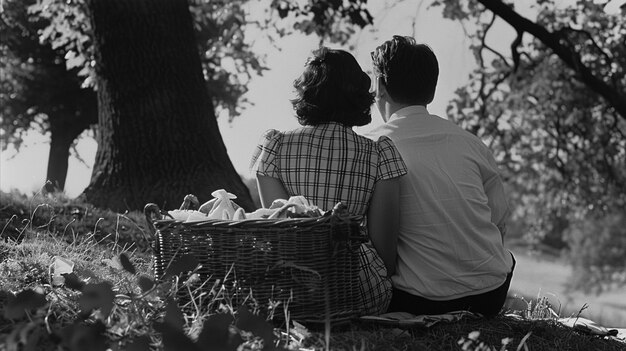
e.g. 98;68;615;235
148;209;365;323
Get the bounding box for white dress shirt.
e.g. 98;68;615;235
367;105;513;300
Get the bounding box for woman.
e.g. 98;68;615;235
249;47;407;315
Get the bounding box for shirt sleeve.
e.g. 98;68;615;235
375;136;408;181
479;146;510;227
249;129;282;178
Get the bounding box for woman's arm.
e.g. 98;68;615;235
367;177;400;276
256;174;290;208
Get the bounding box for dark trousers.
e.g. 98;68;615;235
387;253;516;317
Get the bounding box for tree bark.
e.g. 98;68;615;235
44;85;97;193
3;0;98;194
45;119;88;192
477;0;626;120
82;0;254;212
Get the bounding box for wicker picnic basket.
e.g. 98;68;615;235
144;203;365;323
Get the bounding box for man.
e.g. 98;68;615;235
367;35;514;317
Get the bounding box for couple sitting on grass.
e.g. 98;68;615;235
249;35;515;318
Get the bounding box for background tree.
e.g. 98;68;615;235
2;0;262;193
2;0;372;208
434;0;625;291
0;0;97;193
78;0;372;211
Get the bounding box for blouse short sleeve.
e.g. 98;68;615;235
249;129;282;178
376;136;407;181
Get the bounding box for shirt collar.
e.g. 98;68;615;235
388;105;429;122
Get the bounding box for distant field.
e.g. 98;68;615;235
506;248;626;327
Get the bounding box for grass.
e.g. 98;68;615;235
1;190;625;350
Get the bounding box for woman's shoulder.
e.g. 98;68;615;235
281;123;373;144
262;126;326;147
255;129;284;150
260;129;283;140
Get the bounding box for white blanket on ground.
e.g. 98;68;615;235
359;310;479;328
558;317;625;342
360;311;626;344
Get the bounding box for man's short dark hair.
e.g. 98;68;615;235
371;35;439;106
291;47;374;127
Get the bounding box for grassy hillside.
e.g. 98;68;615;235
1;190;624;350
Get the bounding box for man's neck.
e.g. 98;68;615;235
388;103;427;118
384;102;410;121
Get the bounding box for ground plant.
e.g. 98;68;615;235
1;190;624;351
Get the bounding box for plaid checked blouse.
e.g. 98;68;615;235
250;122;407;216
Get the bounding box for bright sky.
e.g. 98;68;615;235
0;0;517;197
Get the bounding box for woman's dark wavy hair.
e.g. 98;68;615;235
371;35;438;106
291;47;374;127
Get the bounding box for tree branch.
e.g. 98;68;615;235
561;27;614;67
477;0;626;120
484;43;511;67
480;13;512;67
510;29;523;71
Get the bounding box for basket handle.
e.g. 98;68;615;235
143;203;163;238
330;202;349;217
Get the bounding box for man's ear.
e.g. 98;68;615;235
375;77;388;99
379;79;397;105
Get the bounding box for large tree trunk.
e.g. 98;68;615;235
82;0;254;212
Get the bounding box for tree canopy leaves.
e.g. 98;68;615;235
443;0;625;215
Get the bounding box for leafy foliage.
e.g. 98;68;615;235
270;0;373;45
0;0;97;152
163;254;200;279
189;0;268;121
21;0;270;122
3;288;47;319
79;282;116;317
